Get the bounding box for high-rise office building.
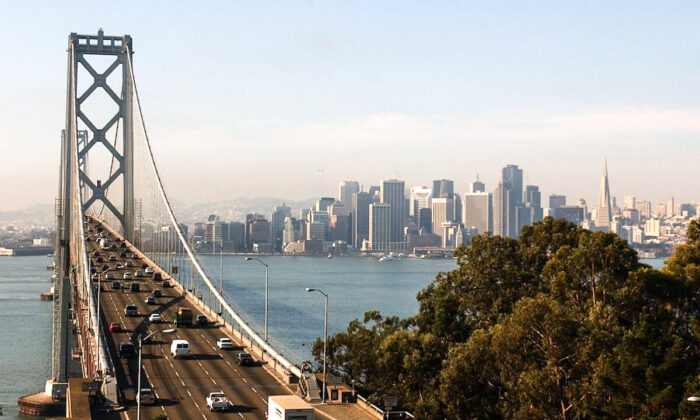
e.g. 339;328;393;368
409;186;432;218
595;159;612;229
271;204;291;252
635;200;652;220
492;182;505;237
494;165;524;237
381;179;407;242
667;196;675;217
352;192;372;248
418;207;433;233
339;181;360;206
524;185;543;225
315;197;336;212
368;203;391;251
470;177;485;193
623;196;636;210
431;197;454;240
433;179;454;198
463;192;492;234
549;194;566;210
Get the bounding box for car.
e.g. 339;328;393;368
236;352;255;366
152;289;162;297
152;272;162;281
118;341;136;358
96;257;104;263
125;261;133;267
123;272;132;280
120;242;127;248
141;263;148;269
195;315;208;326
87;226;93;232
145;267;154;274
111;281;121;290
109;322;122;333
161;280;171;288
124;304;138;316
206;391;231;412
120;252;127;258
145;296;156;305
114;263;122;270
108;255;117;262
90;267;97;274
101;264;109;271
105;272;115;280
130;283;140;292
216;338;234;350
91;273;99;281
131;253;140;259
138;388;156;405
149;313;162;323
171;339;191;359
134;270;144;277
110;244;117;249
92;250;100;257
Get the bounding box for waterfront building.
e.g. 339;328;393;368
271;204;291;252
367;203;391;251
381;179;407;243
283;217;300;246
352;191;373;249
307;221;326;241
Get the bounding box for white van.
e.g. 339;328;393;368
170;339;191;359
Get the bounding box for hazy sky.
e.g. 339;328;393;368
1;2;699;211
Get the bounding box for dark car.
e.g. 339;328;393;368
152;272;162;281
145;296;156;305
131;253;140;259
111;281;122;290
120;242;127;248
120;252;127;258
101;264;109;271
108;255;117;262
96;257;104;263
195;315;208;326
141;263;148;269
118;341;136;358
152;289;162;298
109;322;122;333
130;283;140;292
236;352;255;366
92;250;101;257
161;280;171;288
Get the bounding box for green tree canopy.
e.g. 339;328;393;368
312;217;700;419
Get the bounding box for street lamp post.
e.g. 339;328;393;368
306;287;328;404
137;328;176;420
245;257;268;342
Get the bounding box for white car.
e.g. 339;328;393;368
217;338;234;350
145;267;154;274
123;272;132;280
149;313;162;323
206;391;231;412
134;270;144;277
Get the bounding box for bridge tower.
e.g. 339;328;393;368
52;29;134;391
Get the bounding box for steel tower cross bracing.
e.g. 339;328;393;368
70;29;135;241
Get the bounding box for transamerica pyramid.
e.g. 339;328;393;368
595;158;612;228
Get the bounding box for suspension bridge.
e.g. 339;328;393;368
18;30;375;420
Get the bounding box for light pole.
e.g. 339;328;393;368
306;287;328;404
95;267;111;376
137;328;176;420
245;257;268;342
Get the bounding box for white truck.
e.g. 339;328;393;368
98;238;110;249
206;391;232;412
267;395;314;420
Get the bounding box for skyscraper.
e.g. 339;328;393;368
495;165;524;237
368;203;391;251
470;176;485;193
270;204;291;252
352;192;372;248
338;181;360;206
524;185;543;224
433;179;454;198
409;186;432;218
492;182;505;237
381;179;407;242
463;192;492;234
595;159;612;229
549;194;566;210
431;197;454;240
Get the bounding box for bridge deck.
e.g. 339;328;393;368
89;225;290;420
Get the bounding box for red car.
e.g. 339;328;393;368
109;322;122;333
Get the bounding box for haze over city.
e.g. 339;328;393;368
1;2;699;211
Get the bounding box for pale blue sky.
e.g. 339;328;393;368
1;2;699;210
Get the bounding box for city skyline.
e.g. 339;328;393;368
2;3;700;210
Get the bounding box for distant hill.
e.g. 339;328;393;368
0;197;321;228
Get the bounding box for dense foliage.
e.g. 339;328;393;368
312;218;700;419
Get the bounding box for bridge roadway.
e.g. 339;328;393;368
87;226;291;419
